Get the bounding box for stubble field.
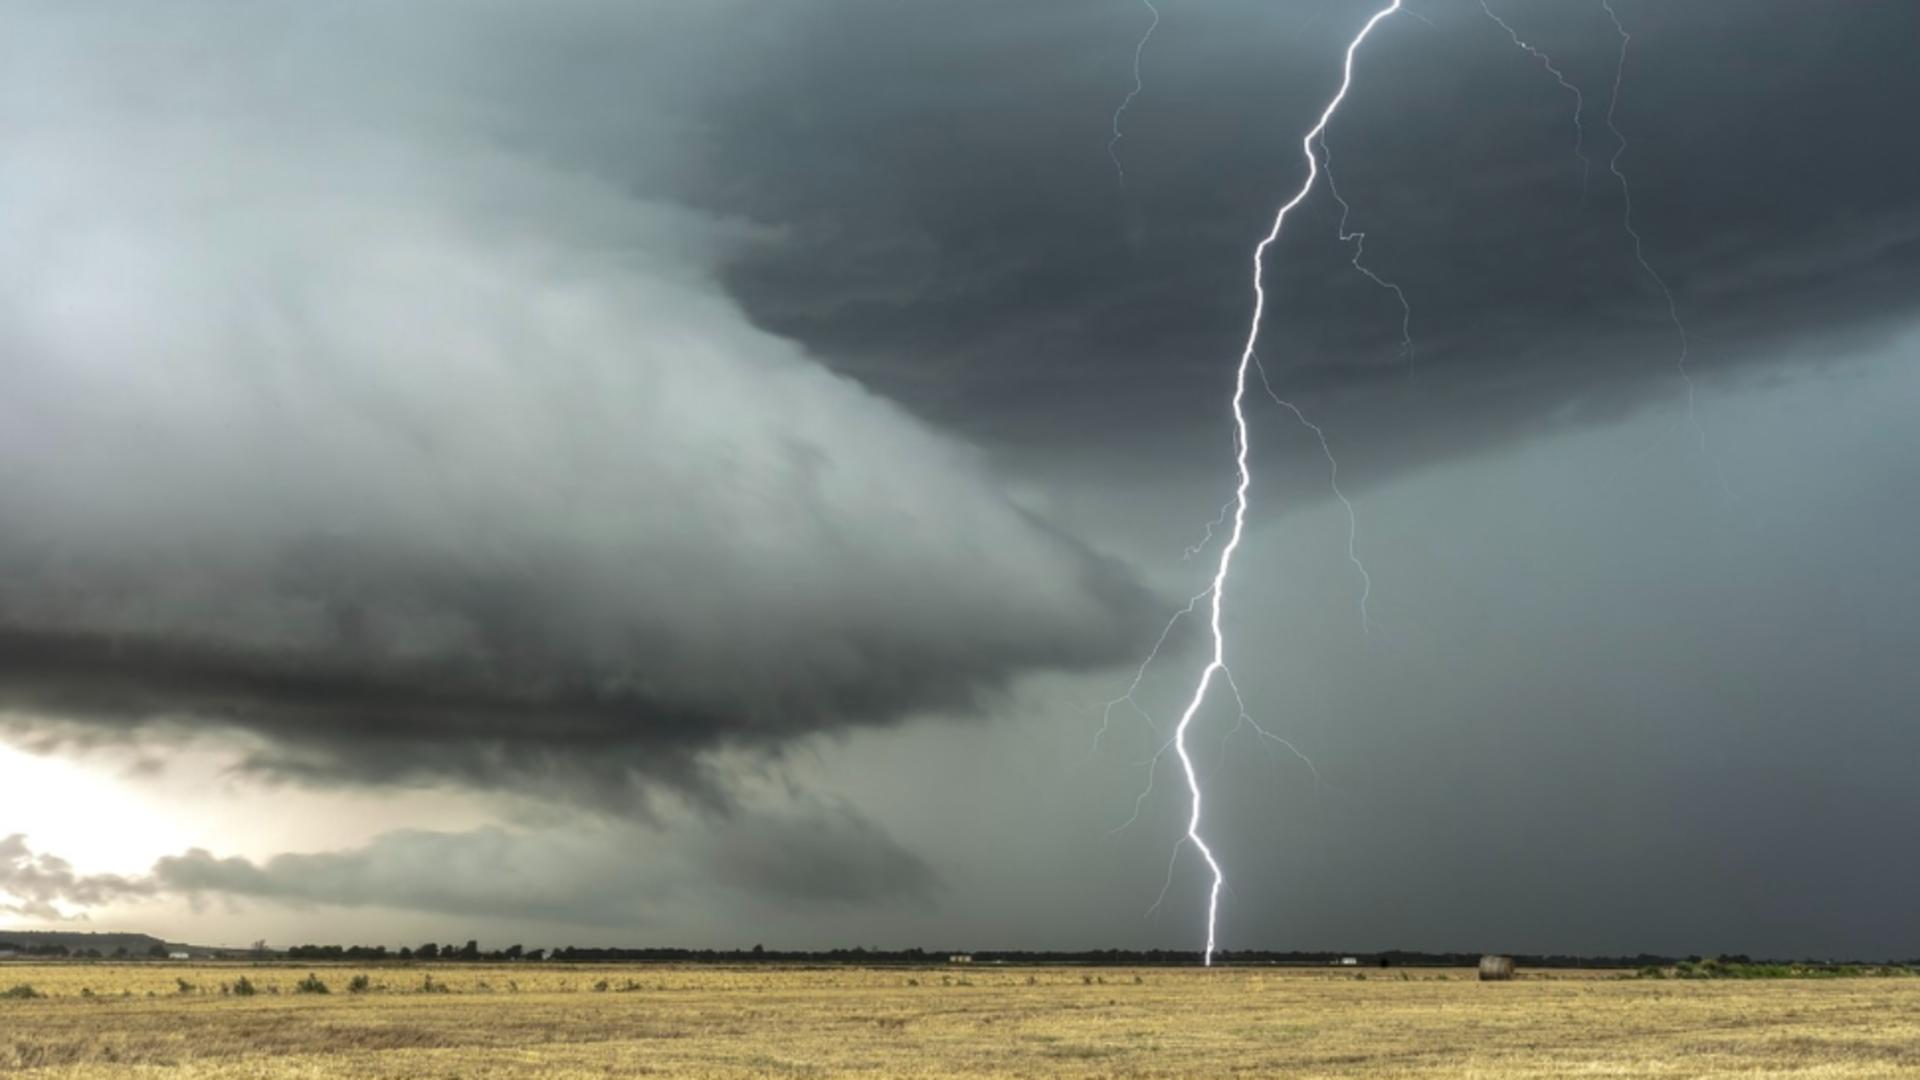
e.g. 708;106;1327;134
5;963;1920;1078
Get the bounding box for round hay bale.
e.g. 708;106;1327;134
1478;955;1515;981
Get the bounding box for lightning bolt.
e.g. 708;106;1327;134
1219;666;1321;785
1108;0;1161;187
1319;140;1413;364
1091;585;1211;760
1599;0;1727;491
1481;2;1724;492
1479;0;1591;197
1181;499;1235;561
1163;0;1403;966
1252;356;1372;635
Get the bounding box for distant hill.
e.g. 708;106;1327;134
0;930;172;956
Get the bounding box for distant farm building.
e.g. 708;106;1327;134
1478;955;1515;981
947;954;973;964
1335;957;1359;966
168;951;191;961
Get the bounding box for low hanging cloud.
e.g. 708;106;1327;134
0;4;1154;807
0;834;158;921
4;807;935;926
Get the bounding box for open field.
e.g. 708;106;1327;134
5;963;1920;1078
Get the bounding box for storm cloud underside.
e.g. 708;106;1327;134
0;2;1154;806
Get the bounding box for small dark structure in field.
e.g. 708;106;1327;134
1478;955;1515;981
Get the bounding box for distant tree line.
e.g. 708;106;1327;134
285;941;548;962
10;937;1916;969
251;945;1920;969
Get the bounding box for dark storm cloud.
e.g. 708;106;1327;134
682;1;1920;470
0;2;1157;805
8;1;1908;800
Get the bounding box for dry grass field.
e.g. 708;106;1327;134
5;962;1920;1078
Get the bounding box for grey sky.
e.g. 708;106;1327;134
2;0;1916;959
